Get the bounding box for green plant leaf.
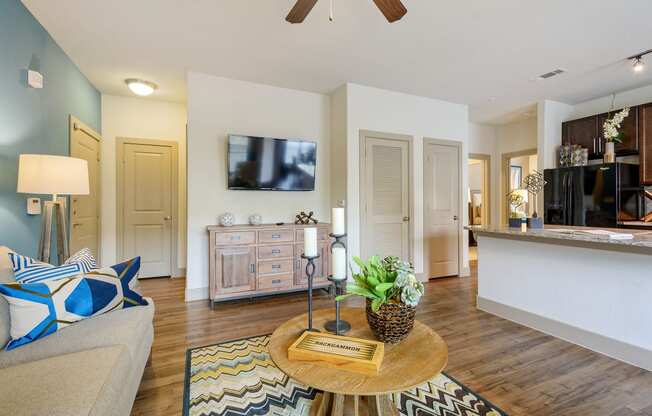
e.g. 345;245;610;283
353;256;368;273
371;298;384;313
375;282;394;293
346;285;378;300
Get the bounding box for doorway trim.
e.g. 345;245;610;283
468;153;491;226
501;148;537;224
69;115;102;264
423;138;464;279
359;130;414;265
116;137;179;277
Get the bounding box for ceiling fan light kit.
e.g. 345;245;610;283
286;0;406;24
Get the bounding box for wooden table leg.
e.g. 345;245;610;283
367;394;398;416
311;391;332;416
331;393;345;416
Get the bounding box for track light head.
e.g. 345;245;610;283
633;56;645;73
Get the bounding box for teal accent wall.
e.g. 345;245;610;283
0;0;101;257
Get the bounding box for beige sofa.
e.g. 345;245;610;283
0;246;154;416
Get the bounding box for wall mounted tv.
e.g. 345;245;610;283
228;135;317;191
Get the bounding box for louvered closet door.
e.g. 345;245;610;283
363;138;410;260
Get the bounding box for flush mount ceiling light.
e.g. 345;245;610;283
125;79;157;96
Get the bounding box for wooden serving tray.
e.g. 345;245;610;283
287;331;384;376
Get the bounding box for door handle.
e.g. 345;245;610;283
164;216;172;221
403;216;410;222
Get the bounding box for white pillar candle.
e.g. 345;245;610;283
304;227;318;257
332;247;346;280
332;207;345;235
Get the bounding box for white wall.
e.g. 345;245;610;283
344;83;470;277
469;123;499;226
330;85;348;210
100;95;187;269
186;73;331;300
496;117;538;155
569;84;652;119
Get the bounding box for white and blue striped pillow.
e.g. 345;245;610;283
9;248;98;284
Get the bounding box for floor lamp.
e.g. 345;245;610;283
17;154;89;265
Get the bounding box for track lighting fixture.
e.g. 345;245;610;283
632;56;645;73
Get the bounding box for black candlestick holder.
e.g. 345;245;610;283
301;253;321;332
324;276;351;335
329;233;346;250
325;233;351;335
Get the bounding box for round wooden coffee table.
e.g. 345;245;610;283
268;308;448;416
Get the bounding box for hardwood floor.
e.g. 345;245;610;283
132;263;652;416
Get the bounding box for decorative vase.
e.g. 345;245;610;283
508;217;523;228
365;299;416;344
604;142;616;163
559;145;571;167
218;212;235;227
248;214;262;226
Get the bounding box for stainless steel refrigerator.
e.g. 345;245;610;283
543;163;641;227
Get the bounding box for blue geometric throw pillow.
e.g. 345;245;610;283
9;248;98;284
0;257;147;350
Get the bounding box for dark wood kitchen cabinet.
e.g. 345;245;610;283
597;106;639;155
562;116;600;157
640;103;652;185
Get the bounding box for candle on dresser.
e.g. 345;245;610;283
332;207;345;235
304;227;318;257
332;247;346;280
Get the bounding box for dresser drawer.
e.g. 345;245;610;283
258;244;293;260
258;229;294;243
258;259;294;275
215;231;256;246
296;228;329;242
258;273;293;291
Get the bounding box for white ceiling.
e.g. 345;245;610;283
22;0;652;124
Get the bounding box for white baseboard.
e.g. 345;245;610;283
172;268;186;278
185;286;209;302
477;296;652;371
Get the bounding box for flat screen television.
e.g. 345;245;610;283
228;135;317;191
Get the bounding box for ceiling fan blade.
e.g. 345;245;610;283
286;0;319;24
372;0;407;22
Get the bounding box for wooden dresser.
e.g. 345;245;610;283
207;223;332;304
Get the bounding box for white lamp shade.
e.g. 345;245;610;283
17;154;89;196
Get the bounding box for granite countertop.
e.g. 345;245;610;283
466;225;652;255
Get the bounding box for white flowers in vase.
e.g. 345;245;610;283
603;107;630;143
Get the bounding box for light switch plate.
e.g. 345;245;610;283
27;198;41;215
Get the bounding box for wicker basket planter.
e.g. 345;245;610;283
366;299;416;344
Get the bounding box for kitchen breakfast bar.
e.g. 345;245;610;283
469;225;652;370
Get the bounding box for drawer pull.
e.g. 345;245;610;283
272;279;281;284
272;264;281;270
271;233;281;239
295;259;301;269
249;264;256;273
271;249;281;255
230;235;241;241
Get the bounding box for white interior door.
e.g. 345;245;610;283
424;142;460;278
362;137;410;260
122;142;174;278
70;119;101;262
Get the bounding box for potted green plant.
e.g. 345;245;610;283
337;256;424;343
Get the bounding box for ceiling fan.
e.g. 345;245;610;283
286;0;407;24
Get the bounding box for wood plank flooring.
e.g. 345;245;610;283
131;263;652;416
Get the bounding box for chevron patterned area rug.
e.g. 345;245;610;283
184;335;507;416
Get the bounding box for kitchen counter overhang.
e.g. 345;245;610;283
467;225;652;256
